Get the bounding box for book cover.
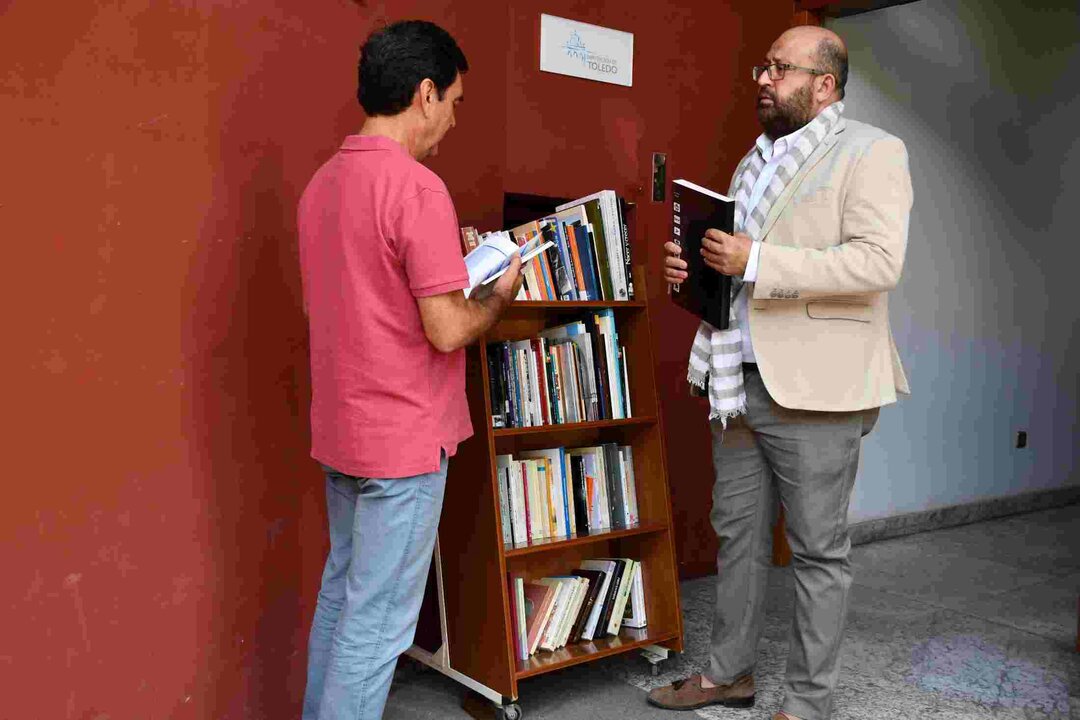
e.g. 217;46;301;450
569;454;590;535
670;178;735;330
535;578;569;651
497;463;512;545
522;581;557;655
581;199;613;301
539;220;574;301
593;557;626;637
568;569;604;643
602;443;627;530
599;558;635;636
623;561;648;629
594;310;625;419
619;446;639;526
577;559;616;640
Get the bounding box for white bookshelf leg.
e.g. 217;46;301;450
404;535;507;706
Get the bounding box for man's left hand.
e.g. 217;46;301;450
701;229;752;276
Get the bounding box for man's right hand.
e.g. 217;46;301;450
492;254;525;305
664;241;688;285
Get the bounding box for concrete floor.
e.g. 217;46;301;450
385;503;1080;719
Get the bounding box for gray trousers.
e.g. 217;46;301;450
707;368;878;720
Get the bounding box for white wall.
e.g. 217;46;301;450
829;0;1080;522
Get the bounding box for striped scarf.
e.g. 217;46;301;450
687;102;845;423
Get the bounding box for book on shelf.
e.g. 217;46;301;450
555;190;633;300
522;580;558;656
487;312;630;430
462;230;555;298
458;188;634;303
509;557;646;660
670;178;735;330
496;443;638;547
622;561;648;628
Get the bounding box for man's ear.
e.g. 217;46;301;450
417;77;437;116
823;73;838;100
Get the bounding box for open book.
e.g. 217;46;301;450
463;231;555;298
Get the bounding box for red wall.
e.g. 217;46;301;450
1;1;788;717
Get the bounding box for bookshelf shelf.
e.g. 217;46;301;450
503;522;667;558
493;416;657;438
514;627;679;679
410;203;683;714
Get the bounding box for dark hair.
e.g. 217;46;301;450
357;20;468;116
815;37;848;100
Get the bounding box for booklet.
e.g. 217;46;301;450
670;179;735;330
463;231;555;298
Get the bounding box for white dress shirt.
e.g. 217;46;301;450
736;124;809;362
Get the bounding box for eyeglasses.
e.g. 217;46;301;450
752;62;826;81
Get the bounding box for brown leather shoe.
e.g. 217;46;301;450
646;673;755;711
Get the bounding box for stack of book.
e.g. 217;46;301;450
509;558;647;660
487;312;630;429
461;189;635;302
496;444;639;546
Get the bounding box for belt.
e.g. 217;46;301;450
742;362;758;373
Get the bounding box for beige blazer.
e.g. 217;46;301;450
732;117;913;411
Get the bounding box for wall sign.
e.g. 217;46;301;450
539;14;634;88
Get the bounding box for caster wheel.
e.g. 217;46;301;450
497;703;522;720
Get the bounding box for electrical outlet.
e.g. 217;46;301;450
1016;430;1028;449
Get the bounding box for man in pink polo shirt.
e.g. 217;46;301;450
297;20;522;720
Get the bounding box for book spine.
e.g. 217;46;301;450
541;222;573;301
620;345;632;419
504;343;519;428
498;466;512;545
607;559;635;635
586;202;614;301
570;454;589;534
599;193;627;300
566;223;592;301
617;196;634;300
589;327;611;421
595;560;625;637
520;461;533;542
604;443;627;530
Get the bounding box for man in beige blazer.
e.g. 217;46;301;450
648;26;912;720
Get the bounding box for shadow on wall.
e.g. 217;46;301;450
181;130;322;716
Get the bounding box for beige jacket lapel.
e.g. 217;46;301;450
758;118;847;242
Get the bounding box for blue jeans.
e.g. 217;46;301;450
302;455;447;720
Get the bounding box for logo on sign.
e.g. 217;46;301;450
563;29;619;75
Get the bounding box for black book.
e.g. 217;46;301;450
569;569;605;643
589;324;611;421
602;443;627;529
670;179;735;330
487;346;505;428
594;558;626;637
617;197;634;300
570;455;590;534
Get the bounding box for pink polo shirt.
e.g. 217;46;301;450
298;135;473;478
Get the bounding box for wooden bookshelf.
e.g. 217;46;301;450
415;206;683;715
